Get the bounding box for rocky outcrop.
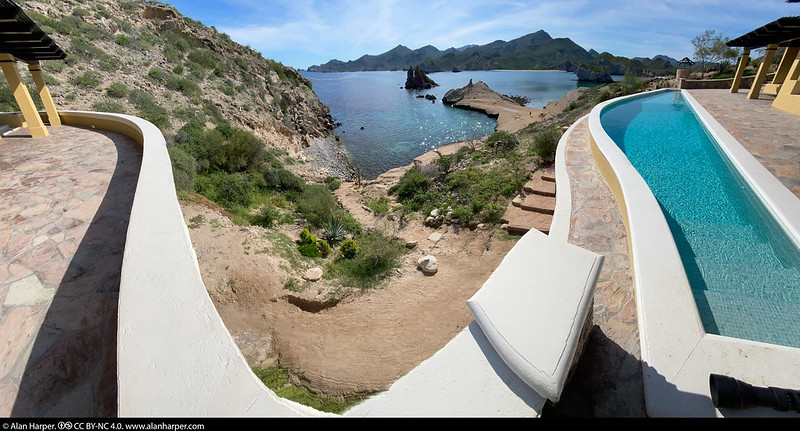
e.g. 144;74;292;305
443;80;542;133
576;66;614;83
404;66;438;90
22;0;335;159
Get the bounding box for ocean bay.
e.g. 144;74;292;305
302;70;585;179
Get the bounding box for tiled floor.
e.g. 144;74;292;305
0;125;141;417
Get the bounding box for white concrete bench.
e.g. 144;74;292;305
467;228;604;402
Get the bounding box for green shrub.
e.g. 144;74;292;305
389;167;432;204
195;172;257;208
115;34;130;46
206;126;267;173
324;176;340;191
299;228;317;245
296;185;339;227
527;127;562;161
317;240;331;258
147;67;169;84
187;49;216;69
168;146;198;191
106;82;128;98
70;71;100;88
335;231;405;281
90;100;125;113
263;168;304;192
166;75;202;99
485;130;517;152
340;239;357;259
298;243;322;258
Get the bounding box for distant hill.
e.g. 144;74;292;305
308;30;676;76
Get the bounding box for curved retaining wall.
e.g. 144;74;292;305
58;111;329;417
587;91;800;417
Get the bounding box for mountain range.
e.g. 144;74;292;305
308;30;677;76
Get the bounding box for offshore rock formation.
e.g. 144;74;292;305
404;66;438;90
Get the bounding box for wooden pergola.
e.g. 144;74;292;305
0;0;66;137
727;16;800;115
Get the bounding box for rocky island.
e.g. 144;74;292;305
404;65;438;89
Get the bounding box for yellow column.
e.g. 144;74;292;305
730;49;750;93
772;55;800;116
28;63;60;126
747;44;777;100
0;53;48;137
764;46;800;96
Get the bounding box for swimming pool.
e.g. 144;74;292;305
599;90;800;348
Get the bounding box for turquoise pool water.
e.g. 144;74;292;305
600;90;800;348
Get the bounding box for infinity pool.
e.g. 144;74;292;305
600;90;800;348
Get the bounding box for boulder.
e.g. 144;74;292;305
302;267;323;282
576;66;614;83
417;255;439;275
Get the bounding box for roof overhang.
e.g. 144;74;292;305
727;16;800;50
0;0;66;63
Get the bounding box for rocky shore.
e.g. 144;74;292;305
442;80;543;133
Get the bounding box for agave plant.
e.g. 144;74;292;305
322;215;347;244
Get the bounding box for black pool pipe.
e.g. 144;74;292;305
710;374;800;413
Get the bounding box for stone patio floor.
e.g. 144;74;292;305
0;125;141;417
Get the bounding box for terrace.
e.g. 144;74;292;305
2;4;799;419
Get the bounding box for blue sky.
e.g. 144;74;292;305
162;0;799;70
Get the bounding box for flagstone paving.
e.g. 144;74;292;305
0;125;141;417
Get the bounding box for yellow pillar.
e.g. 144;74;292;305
764;47;800;96
730;49;750;93
0;53;48;137
28;63;60;126
747;44;778;100
772;55;800;116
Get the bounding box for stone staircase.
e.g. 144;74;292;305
502;170;556;235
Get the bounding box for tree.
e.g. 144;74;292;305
692;30;740;73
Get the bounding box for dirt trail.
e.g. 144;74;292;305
180;186;517;396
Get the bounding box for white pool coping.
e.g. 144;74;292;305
587;89;800;417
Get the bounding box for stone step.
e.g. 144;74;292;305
525;179;556;197
520;194;555;214
507;209;552;235
540;172;556;183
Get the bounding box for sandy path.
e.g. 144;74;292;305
180;188;517;396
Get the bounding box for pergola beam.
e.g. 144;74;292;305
0;52;48;137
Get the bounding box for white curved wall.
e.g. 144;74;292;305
59;111;331;417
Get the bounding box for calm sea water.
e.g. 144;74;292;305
301;70;584;178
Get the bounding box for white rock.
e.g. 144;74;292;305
417;255;438;275
302;267;323;282
430;209;440;217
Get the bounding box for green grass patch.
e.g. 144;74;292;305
252;367;365;414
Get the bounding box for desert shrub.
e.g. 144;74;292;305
317;240;331;258
298;243;322;258
263;168;305;192
115;34;130;46
324;176;340;191
187;49;216;69
485;130;517;152
340;239;357;259
334;231;405;281
106;82;128;98
389;167;432;204
195;172;257;208
206;125;267;173
128;89;171;130
527;127;562;161
70;71;100;88
166;75;202;99
299;228;317;245
167;146;197;191
296;185;339;227
147;67;169;84
91;100;125;114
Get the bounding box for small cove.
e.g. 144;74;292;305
302;70;588;178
